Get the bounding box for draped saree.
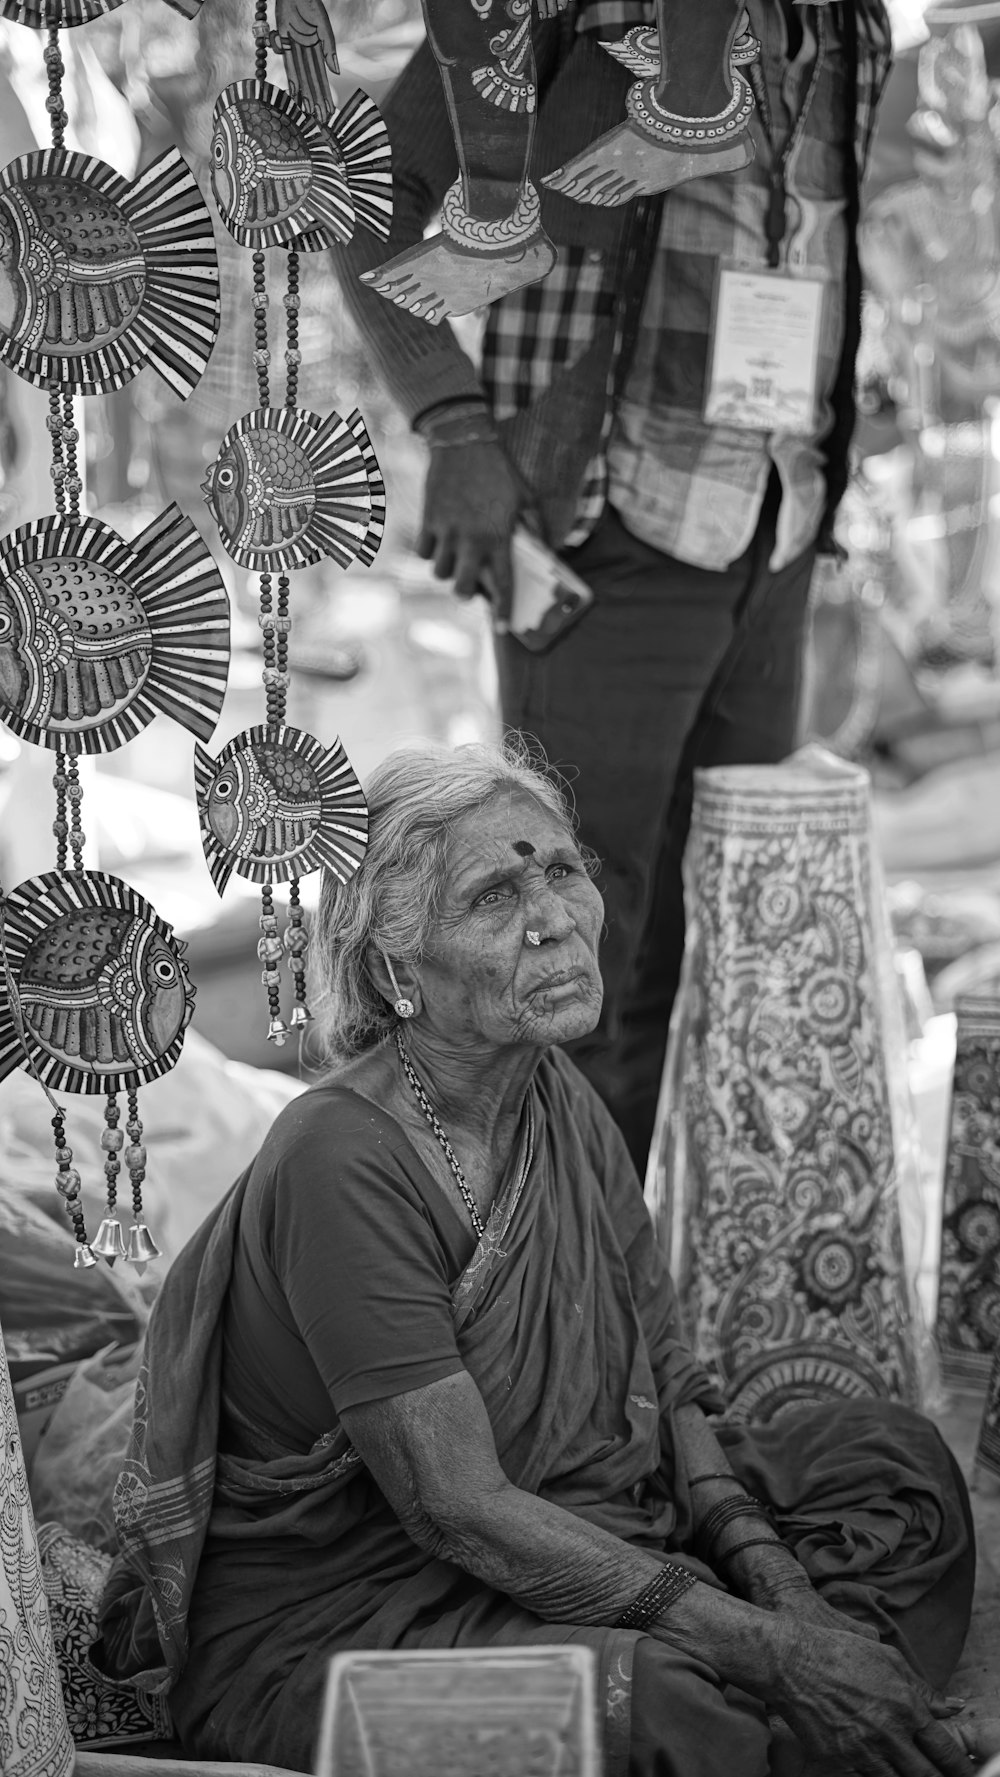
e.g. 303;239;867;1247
94;1049;974;1775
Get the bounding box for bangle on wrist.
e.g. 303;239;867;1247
688;1472;739;1486
697;1494;770;1555
615;1563;697;1630
717;1534;787;1568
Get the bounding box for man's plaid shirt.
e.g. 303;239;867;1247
480;0;892;558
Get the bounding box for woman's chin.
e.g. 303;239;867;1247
528;985;603;1045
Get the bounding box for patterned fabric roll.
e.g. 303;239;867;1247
0;1328;74;1777
648;746;922;1422
976;1342;1000;1481
935;995;1000;1389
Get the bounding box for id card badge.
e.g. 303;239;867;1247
704;263;825;435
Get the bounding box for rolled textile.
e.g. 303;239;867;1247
647;745;924;1420
935;994;1000;1389
976;1342;1000;1481
0;1322;73;1777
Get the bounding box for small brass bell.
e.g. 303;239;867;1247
289;1004;313;1029
73;1243;97;1269
126;1222;161;1273
91;1217;128;1263
267;1015;289;1046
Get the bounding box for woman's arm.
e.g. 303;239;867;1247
340;1371;971;1777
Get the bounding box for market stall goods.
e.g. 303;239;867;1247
0;508;229;754
194;723;367;892
935;994;1000;1388
650;749;921;1420
0;1326;74;1777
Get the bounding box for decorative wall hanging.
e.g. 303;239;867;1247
0;507;229;754
360;0;564;323
0;869;195;1268
202;404;382;572
197;0;374;1047
0;147;220;399
543;0;756;207
194;724;368;893
934;993;1000;1388
647;748;921;1421
0;1326;75;1777
0;9;226;1281
0;0;201;27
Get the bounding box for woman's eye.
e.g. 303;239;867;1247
476;885;514;908
547;863;573;881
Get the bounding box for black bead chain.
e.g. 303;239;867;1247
62;389;82;518
53;1108;92;1258
125;1088;146;1227
44;26;67;149
260;883;287;1042
286;879;311;1025
52;755;69;869
102;1093;123;1222
65;754;85;869
48;388;67;515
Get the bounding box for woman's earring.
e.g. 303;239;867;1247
383;954;415;1021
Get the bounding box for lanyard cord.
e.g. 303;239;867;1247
746;5;828;267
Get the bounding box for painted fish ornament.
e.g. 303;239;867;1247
0;147;220;398
0;506;230;755
0;870;194;1095
211;82;392;249
202;404;385;573
0;0;201;25
194;723;368;891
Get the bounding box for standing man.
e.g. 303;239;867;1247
332;0;892;1177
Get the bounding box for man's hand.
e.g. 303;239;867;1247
418;440;525;622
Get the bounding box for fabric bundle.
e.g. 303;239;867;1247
647;745;925;1420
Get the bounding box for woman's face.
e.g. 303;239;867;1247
413;790;604;1051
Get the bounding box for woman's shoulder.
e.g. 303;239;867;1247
252;1073;420;1201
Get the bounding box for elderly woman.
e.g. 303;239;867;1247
96;742;977;1777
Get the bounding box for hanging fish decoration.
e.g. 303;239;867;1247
0;146;220;398
194;722;368;892
1;0;202;24
0;506;230;755
211;82;392;249
202;404;385;573
0;870;194;1096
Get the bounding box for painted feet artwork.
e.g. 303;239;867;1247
650;749;920;1420
544;0;755;207
935;995;1000;1387
362;0;560;321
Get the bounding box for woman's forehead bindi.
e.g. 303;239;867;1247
513;840;536;858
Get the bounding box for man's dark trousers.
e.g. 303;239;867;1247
494;481;816;1177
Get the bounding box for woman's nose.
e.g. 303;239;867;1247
525;884;576;941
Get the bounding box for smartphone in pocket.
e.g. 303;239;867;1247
481;528;593;653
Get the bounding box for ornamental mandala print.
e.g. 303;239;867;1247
0;1330;74;1777
667;756;919;1422
935;994;1000;1387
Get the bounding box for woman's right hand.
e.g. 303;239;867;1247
769;1617;973;1777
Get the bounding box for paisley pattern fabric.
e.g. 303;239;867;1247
36;1525;170;1747
651;748;920;1421
0;1330;74;1777
935;995;1000;1388
976;1342;1000;1481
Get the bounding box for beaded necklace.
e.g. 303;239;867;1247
396;1029;539;1242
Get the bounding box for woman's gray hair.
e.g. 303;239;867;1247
309;735;587;1060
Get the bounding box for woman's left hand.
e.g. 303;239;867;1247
728;1543;879;1642
768;1577;880;1643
